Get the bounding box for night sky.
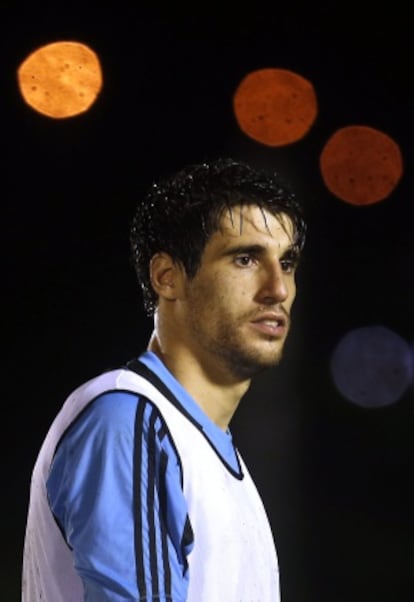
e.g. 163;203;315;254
3;3;414;601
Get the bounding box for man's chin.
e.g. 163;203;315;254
225;347;284;379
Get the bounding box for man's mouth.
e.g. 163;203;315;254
250;313;287;337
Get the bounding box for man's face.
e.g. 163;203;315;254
176;204;299;380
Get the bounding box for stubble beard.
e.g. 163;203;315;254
212;331;286;380
191;313;289;381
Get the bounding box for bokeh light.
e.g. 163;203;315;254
410;341;414;389
233;68;318;146
17;40;103;119
320;125;403;205
330;325;412;408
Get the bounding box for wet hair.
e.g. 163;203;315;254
130;157;307;315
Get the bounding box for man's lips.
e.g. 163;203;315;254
250;312;288;337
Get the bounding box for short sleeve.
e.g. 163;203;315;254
47;390;193;601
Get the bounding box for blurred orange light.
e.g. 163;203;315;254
233;68;318;146
17;41;103;119
320;125;403;205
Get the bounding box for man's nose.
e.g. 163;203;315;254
258;263;289;304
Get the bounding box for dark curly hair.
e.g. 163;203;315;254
130;157;307;315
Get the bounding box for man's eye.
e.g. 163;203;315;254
280;259;296;273
234;255;255;267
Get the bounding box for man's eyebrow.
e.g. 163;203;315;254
221;244;267;257
281;246;301;262
221;243;300;258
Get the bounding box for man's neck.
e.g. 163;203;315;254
147;332;250;431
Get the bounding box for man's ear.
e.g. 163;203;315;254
149;253;184;302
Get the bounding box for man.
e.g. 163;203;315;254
22;157;306;601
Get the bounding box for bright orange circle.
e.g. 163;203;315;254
233;68;318;146
320;125;403;205
17;41;103;119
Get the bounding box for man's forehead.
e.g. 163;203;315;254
217;204;294;239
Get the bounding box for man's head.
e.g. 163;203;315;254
130;157;306;317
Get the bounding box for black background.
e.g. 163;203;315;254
3;3;414;601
